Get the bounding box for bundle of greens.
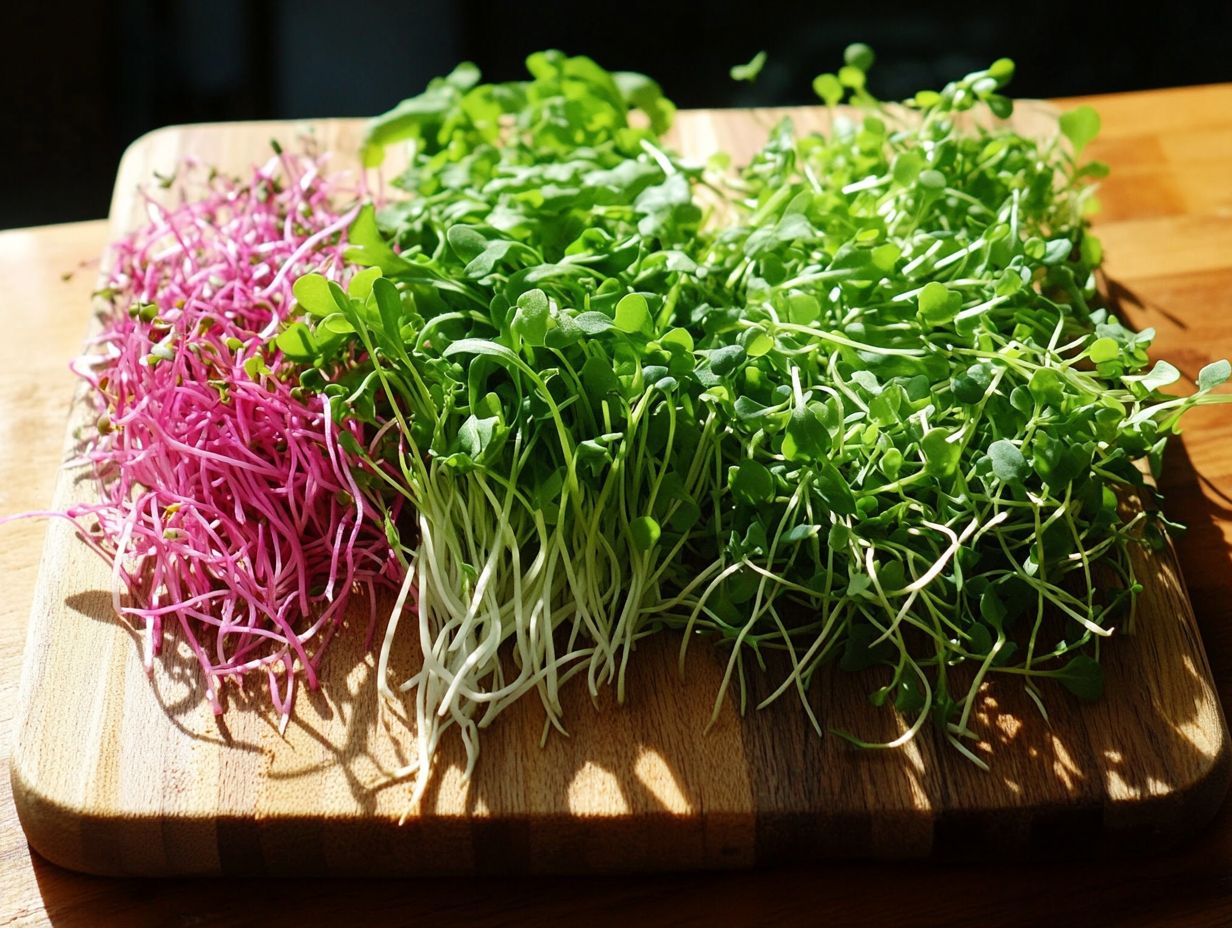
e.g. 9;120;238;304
262;47;1229;799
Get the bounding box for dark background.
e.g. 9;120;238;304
4;1;1230;230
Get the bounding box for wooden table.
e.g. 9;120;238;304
3;84;1231;926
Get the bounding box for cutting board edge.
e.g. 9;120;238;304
13;733;1230;876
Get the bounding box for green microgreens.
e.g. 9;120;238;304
274;46;1232;797
730;51;768;83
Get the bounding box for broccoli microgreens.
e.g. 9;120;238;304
277;47;1232;797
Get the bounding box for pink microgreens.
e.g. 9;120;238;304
66;148;402;726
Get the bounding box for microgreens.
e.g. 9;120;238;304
271;47;1232;795
62;152;400;725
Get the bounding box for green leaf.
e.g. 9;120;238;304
634;175;690;216
446;224;488;262
1125;359;1180;393
371;277;405;347
345;204;412;275
1198;359;1231;391
1080;234;1103;267
812;73;843;107
921;429;961;478
1042;238;1072;265
242;354;271;381
360;63;477;166
1060;105;1101;154
1077;161;1111;181
1033;432;1094;489
785;292;820;324
871;243;901;273
782;403;829;461
891;151;924;186
275;322;317;361
987;95;1014;120
581;354;621;397
661;326;694;352
988;57;1015;85
815;461;857;516
346;267;383;300
730;51;767;83
734;396;772;421
614;70;675;135
880;447;903;479
319;313;355;337
630;515;662;551
293;274;338;318
466;240;520;278
781;523;821;543
843;43;875;72
987;439;1029;484
952;362;993;404
325;280;352;315
918;281;960;327
730;460;775;505
850;370;882;395
1056;655;1103;701
575;311;616;335
894;677;925;714
1088;337;1119;364
968;623;993;656
1028;368;1064;407
741;325;775;357
838;65;865;90
979;588;1008;630
457;414;502;460
615;293;650;334
443;338;524;369
708;344;746;378
512;288;550;346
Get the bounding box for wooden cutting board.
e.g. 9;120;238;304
11;108;1230;876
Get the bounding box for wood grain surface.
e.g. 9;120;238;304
4;84;1232;923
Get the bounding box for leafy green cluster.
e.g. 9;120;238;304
268;48;1231;792
673;58;1231;754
